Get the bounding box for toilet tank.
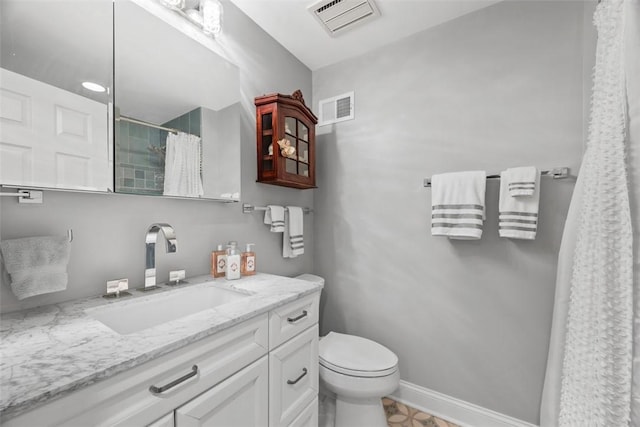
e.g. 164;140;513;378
295;274;325;287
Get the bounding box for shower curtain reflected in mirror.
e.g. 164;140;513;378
540;0;640;425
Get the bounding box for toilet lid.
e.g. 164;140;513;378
319;332;398;378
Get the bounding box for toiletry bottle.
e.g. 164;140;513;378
225;241;241;280
241;243;256;276
211;244;226;278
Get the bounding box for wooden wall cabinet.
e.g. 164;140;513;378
255;90;318;189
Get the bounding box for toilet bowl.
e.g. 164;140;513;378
319;332;400;427
294;274;400;427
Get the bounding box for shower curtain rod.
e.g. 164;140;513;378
423;167;570;187
117;115;179;134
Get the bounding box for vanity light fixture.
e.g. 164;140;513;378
81;81;107;93
158;0;223;38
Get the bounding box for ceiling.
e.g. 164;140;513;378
229;0;502;71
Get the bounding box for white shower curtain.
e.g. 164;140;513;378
627;0;640;422
541;0;640;425
163;131;204;198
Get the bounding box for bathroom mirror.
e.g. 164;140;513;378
114;0;241;201
0;0;114;192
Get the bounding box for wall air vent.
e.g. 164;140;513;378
318;91;354;126
308;0;380;37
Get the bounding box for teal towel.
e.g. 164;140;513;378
0;236;70;300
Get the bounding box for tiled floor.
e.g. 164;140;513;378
383;398;460;427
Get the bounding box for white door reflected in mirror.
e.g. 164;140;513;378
0;69;111;192
0;0;113;193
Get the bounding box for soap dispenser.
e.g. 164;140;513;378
225;241;241;280
241;243;256;276
211;244;226;278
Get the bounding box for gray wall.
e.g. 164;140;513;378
0;0;315;313
313;1;592;424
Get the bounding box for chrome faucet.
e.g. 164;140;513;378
144;223;177;290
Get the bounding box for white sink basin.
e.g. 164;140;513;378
86;284;248;335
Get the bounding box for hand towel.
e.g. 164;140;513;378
504;166;538;197
0;236;71;300
163;131;204;198
431;171;487;240
499;169;541;239
283;206;304;258
263;205;285;232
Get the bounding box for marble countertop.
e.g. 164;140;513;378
0;273;322;420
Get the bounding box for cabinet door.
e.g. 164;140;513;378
176;356;268;427
269;325;319;427
288;398;318;427
278;109;314;187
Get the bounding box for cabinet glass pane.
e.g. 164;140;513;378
262;135;273;156
285;117;296;136
285;158;297;174
263;159;273;171
298;121;308;142
299;163;309;177
298;141;308;163
262;113;272;131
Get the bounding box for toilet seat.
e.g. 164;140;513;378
319;332;398;378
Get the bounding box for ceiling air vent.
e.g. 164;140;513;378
308;0;380;37
318;91;355;126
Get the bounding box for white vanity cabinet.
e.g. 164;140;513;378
3;290;321;427
4;313;269;427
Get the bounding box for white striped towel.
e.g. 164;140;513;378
263;205;285;232
431;171;487;240
283;206;304;258
498;169;541;239
504;166;538;197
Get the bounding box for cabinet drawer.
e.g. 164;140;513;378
269;325;319;427
269;293;319;349
288;397;318;427
176;356;268;427
4;314;268;427
148;412;174;427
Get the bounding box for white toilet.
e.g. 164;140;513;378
295;274;400;427
319;332;400;427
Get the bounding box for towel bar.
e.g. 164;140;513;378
0;189;43;203
242;203;313;214
423;167;570;187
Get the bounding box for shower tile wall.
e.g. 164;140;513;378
115;108;202;195
164;108;201;138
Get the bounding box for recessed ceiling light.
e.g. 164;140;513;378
82;81;106;92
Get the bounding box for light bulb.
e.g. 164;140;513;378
200;0;222;36
160;0;185;9
185;8;203;25
82;81;106;93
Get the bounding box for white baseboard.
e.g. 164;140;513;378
389;380;538;427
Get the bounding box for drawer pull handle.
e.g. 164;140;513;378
287;368;308;385
287;310;308;323
149;365;198;394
